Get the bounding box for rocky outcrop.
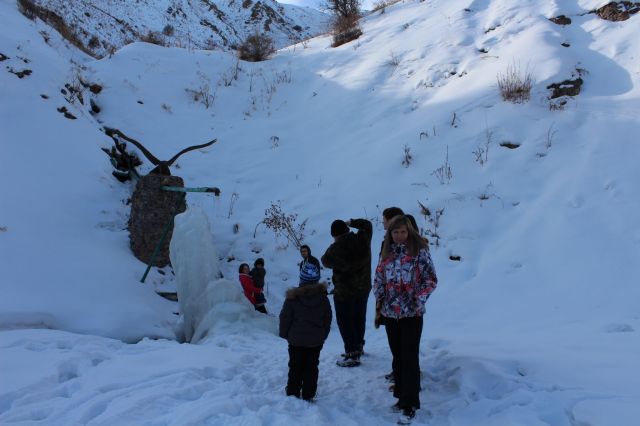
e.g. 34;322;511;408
593;2;640;21
129;175;186;267
26;0;329;58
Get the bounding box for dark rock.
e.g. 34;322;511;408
129;174;186;267
593;1;640;21
90;98;101;114
500;142;521;149
549;15;572;25
8;68;32;78
547;78;583;99
89;83;103;94
56;106;77;119
561;42;570;47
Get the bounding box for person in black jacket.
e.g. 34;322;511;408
299;245;321;285
321;218;372;367
279;282;332;401
250;258;267;306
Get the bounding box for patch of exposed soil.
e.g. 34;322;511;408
547;78;583;99
593;1;640;21
550;15;572;25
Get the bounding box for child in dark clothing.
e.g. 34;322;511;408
239;263;267;314
250;258;267;306
279;281;332;401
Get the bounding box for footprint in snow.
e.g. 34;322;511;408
604;323;634;333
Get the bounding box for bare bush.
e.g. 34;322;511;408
228;192;240;218
141;31;165;46
331;15;362;47
270;135;280;148
257;201;307;249
418;202;443;248
326;0;360;18
327;0;362;47
185;83;215;108
162;24;175;37
473;124;493;166
401;144;413;167
388;51;401;69
87;35;100;50
497;62;533;103
238;32;275;62
432;146;452;184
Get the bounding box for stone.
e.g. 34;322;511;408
129;174;186;267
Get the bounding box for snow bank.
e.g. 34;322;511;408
170;207;276;343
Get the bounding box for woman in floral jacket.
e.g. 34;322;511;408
373;215;437;425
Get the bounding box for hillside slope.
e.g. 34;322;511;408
24;0;329;57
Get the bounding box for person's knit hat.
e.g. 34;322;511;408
254;258;264;267
299;261;320;285
331;219;349;237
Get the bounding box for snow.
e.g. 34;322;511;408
2;0;640;424
170;206;274;343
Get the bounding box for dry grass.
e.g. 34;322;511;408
497;62;533;103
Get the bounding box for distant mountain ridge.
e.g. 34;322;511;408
27;0;329;57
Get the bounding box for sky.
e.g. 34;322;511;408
1;0;640;424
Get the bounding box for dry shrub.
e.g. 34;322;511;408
258;201;307;249
237;32;275;62
497;62;533;103
162;24;175;37
331;15;362;47
141;31;165;46
88;35;100;49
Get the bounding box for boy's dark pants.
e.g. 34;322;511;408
386;316;423;409
334;293;368;353
286;345;323;400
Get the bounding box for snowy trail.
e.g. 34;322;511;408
2;316;626;426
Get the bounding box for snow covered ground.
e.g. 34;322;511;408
2;0;640;424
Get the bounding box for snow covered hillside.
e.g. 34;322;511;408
23;0;329;57
1;0;640;424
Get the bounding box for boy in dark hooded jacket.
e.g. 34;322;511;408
279;281;332;401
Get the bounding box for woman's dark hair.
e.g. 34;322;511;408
381;215;426;259
406;214;428;245
406;214;418;231
239;263;250;273
382;206;404;221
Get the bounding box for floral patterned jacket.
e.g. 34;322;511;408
373;243;437;319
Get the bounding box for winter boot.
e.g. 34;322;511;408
336;352;361;367
397;407;416;425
